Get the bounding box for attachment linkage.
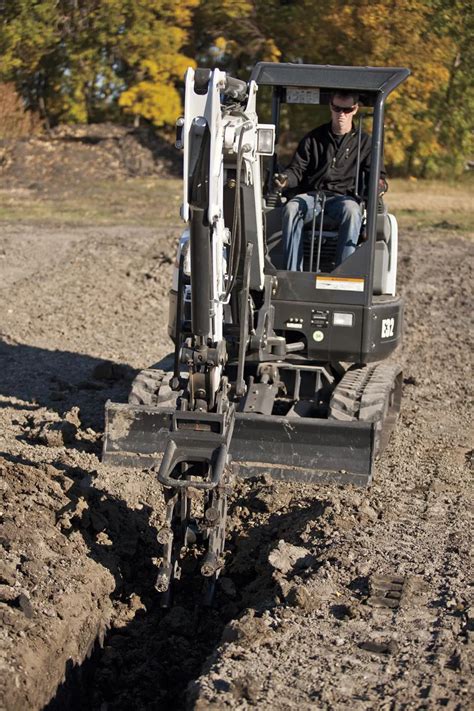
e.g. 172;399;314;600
153;404;235;604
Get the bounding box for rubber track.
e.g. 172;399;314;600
129;368;176;407
328;366;374;422
329;363;402;454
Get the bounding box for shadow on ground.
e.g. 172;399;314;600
0;339;136;430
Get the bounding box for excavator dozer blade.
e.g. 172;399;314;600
103;401;376;487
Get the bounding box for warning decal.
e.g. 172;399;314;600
316;276;365;292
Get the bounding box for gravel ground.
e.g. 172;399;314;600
0;201;472;710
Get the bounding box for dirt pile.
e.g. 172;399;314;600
0;458;115;710
0;123;180;188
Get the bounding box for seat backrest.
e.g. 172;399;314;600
374;241;389;294
376;212;391;242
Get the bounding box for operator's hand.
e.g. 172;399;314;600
273;173;288;191
378;177;388;196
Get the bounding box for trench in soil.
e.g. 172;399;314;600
44;486;226;710
43;478;328;711
44;602;223;711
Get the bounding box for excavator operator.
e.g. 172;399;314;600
274;90;386;270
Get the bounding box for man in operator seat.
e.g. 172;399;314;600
274;91;386;271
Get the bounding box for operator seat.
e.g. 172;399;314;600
373;203;392;295
302;213;342;272
264;203;360;273
264;200;395;296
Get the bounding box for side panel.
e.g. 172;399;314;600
272;299;364;361
271;270;403;362
361;296;404;361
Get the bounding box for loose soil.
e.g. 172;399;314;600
0;131;472;710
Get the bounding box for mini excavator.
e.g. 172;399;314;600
103;63;410;601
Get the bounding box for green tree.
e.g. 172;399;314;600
426;0;474;176
0;0;61;125
0;0;199;127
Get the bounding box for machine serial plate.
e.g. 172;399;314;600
286;88;320;104
316;276;365;292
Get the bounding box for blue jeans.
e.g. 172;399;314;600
282;192;363;271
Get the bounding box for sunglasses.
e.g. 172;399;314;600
330;102;357;114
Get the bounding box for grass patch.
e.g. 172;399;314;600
0;177;183;227
386;178;474;231
0;176;472;233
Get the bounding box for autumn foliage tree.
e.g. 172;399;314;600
0;0;472;175
115;1;199;126
190;0;280;73
0;0;198;126
297;0;473;176
190;0;473;176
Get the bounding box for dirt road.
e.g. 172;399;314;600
0;173;472;709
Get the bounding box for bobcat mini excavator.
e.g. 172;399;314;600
103;63;410;601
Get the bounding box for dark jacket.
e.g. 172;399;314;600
285;121;385;197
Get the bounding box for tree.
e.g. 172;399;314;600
0;0;199;127
0;0;61;126
190;0;280;76
192;0;472;176
117;1;199;127
426;0;474;175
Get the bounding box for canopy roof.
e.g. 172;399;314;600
250;63;410;97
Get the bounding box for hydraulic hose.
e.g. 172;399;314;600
225;122;251;299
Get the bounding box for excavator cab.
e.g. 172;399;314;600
252;63;407;363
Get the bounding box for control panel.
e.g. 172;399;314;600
311;309;330;328
285;316;304;329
